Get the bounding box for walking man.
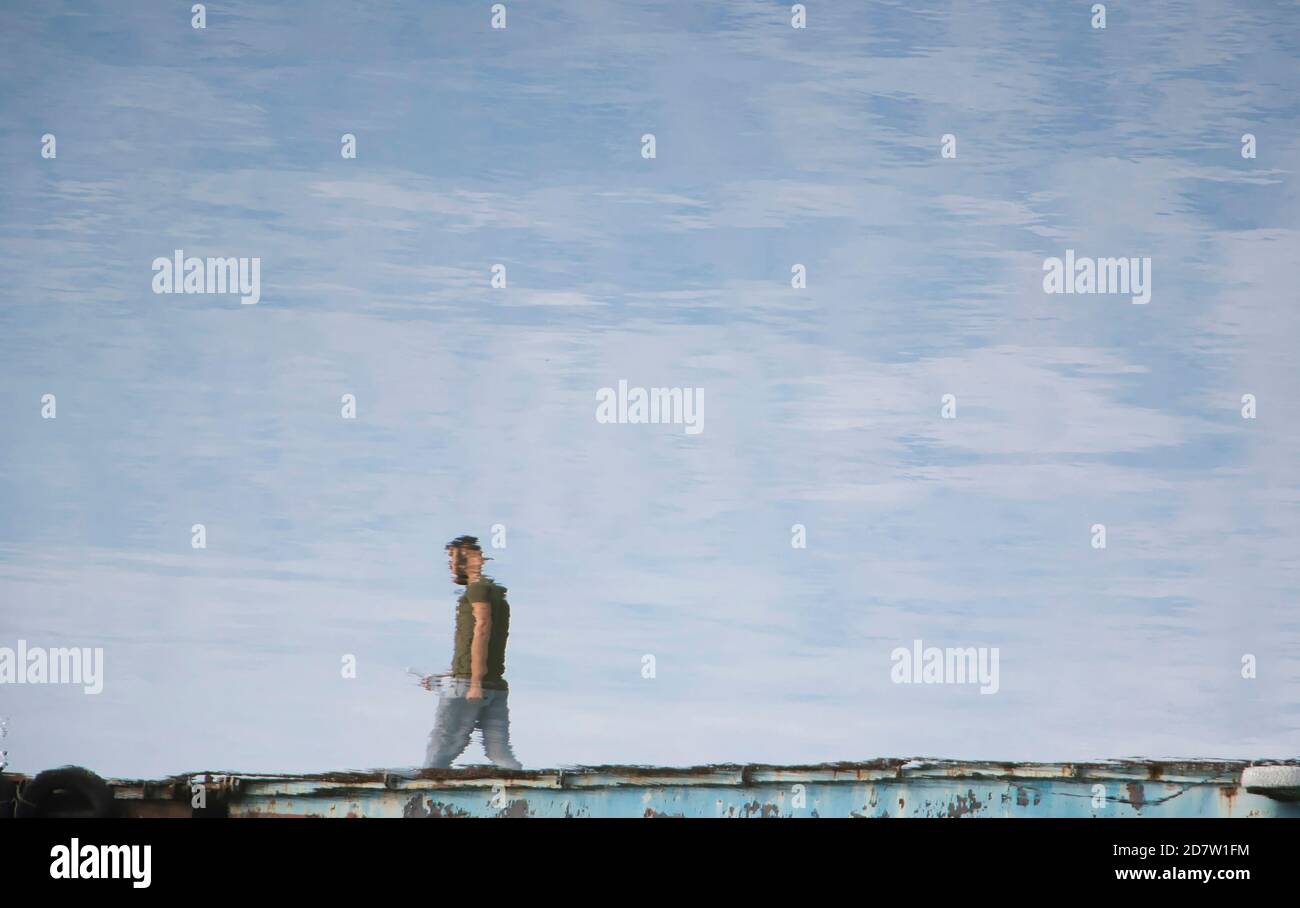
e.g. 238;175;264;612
421;535;521;770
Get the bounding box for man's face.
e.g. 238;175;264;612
447;546;481;584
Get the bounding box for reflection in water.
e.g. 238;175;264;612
1;1;1299;777
420;537;520;770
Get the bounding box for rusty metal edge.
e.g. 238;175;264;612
9;757;1293;795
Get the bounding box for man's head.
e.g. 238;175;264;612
446;535;484;585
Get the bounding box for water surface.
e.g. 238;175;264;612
2;0;1299;777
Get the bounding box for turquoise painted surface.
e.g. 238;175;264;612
210;762;1300;818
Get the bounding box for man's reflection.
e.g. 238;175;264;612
419;535;521;770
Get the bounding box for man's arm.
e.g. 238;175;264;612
468;601;492;698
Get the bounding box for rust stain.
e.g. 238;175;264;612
643;807;685;818
946;789;984;818
1219;785;1239;817
1126;782;1146;812
404;796;471;818
428;802;471;817
739;800;781;817
402;794;429;818
499;798;531;818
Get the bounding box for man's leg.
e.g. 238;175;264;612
423;680;482;768
478;688;522;770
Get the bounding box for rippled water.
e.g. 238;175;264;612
2;1;1299;778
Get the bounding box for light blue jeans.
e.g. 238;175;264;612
423;677;521;770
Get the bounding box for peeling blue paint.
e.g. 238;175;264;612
171;760;1300;818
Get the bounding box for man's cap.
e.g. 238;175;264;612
446;534;492;559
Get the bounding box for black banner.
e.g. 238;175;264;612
0;817;1285;892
